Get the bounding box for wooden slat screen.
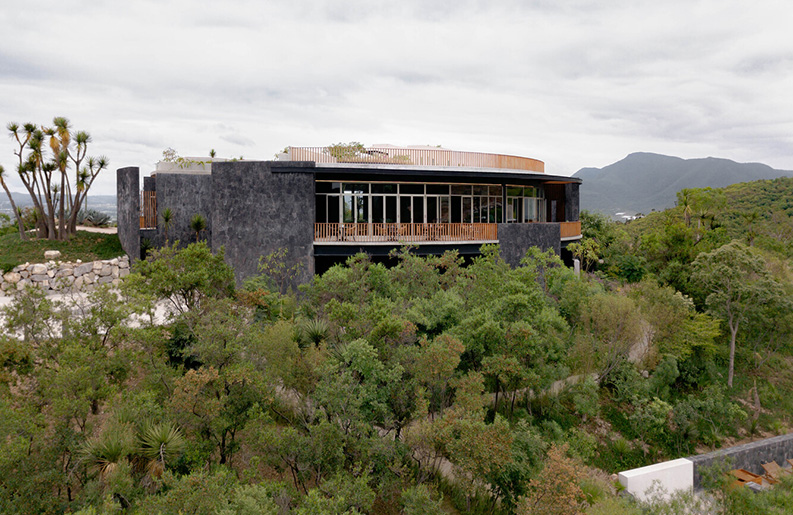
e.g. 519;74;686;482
140;191;157;229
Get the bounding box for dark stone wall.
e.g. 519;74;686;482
155;173;213;248
565;183;580;222
689;432;793;488
116;167;140;262
211;161;316;287
497;223;561;267
143;176;156;192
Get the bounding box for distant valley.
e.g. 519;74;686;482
574;152;793;218
0;194;118;221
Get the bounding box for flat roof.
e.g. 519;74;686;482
312;162;581;185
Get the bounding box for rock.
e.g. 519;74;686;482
97;276;114;284
3;272;21;283
56;267;74;278
99;264;112;277
93;261;102;271
31;274;49;282
19;270;30;279
44;250;61;260
111;258;119;266
111;265;119;277
73;276;84;290
119;268;130;278
74;262;93;276
30;264;47;275
47;270;55;278
83;272;95;284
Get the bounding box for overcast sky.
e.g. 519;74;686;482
1;0;791;195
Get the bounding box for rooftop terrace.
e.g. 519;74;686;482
281;145;545;173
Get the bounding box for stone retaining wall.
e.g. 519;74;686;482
1;256;130;294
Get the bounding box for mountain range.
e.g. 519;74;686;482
574;152;793;217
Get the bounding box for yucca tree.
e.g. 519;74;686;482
0;164;27;240
161;207;173;245
6;117;107;240
79;430;133;483
137;421;186;479
190;213;207;243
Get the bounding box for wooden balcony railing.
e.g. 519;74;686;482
140;191;157;229
290;146;544;173
560;221;582;239
314;223;498;243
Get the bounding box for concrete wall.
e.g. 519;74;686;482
155;173;213;248
689;432;793;488
565;183;580;222
497;223;561;267
211;161;316;287
619;458;693;501
116;167;140;262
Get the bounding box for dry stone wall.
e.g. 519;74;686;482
1;256;130;294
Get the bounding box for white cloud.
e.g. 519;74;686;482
0;0;792;194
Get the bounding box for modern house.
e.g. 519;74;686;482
117;146;582;285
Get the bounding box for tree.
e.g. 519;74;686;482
190;214;207;243
160;207;173;245
692;241;788;387
0;164;26;239
7;117;107;240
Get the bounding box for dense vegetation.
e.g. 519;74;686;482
3;178;793;513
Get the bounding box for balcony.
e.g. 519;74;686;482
288;146;545;173
315;221;582;244
314;223;498;243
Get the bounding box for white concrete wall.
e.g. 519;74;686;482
618;458;693;501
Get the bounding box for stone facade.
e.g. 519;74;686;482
211;161;316;286
1;256;130;294
497;222;561;267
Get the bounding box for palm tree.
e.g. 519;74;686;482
190;213;206;243
0;165;27;240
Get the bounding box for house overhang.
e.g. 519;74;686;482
312;163;581;186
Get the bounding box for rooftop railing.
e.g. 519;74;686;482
288;146;544;173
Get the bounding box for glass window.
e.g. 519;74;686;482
427;197;438;223
343;183;369;194
372;196;384;223
400;183;424;194
328;196;339;223
452;185;471;196
413;196;424;223
371;183;397;194
427;184;449;195
343;195;354;223
473;185;489;196
506;186;522;197
400;196;412;224
463;197;472;223
316;195;327;223
489;185;501;196
356;195;368;223
440;196;450;223
451;196;462;223
386;196;397;223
